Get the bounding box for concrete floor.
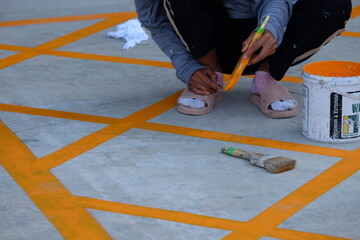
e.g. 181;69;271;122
0;1;359;239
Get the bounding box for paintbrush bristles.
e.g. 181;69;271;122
264;157;296;174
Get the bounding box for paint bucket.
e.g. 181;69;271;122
302;61;360;143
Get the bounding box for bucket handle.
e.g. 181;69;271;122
319;80;360;100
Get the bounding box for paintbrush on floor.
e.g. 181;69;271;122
221;148;296;173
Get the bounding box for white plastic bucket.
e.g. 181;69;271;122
302;61;360;143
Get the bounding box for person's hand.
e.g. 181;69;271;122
242;30;277;65
188;68;222;95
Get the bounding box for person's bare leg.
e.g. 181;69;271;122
197;49;223;72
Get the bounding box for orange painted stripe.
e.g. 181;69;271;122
48;50;173;69
224;151;360;239
0;44;30;52
0;103;120;124
0;121;112;239
37;13;136;50
223;225;352;240
1;102;350;169
282;75;302;83
76;196;246;231
77;196;351;240
351;5;360;19
0;51;40;69
341;31;360;38
248;151;360;227
135;122;352;158
0;44;173;69
32;91;181;171
0;12;134;27
32;122;132;171
268;227;353;240
0;43;304;77
0;13;136;70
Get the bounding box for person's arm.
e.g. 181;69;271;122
242;0;293;65
134;0;206;86
253;0;293;47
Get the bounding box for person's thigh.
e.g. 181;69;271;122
268;0;352;80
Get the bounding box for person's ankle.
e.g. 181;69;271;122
251;71;277;94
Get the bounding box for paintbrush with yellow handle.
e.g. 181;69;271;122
221;147;296;173
223;15;270;91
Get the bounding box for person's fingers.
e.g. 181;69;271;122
188;83;211;95
242;33;254;53
242;41;261;61
200;67;219;84
196;68;221;91
248;40;276;65
244;32;276;65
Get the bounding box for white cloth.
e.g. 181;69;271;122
108;18;149;49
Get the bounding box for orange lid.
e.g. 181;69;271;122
303;61;360;77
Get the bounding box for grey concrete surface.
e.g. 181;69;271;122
0;0;359;240
0;166;63;240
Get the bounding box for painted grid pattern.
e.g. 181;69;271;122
0;6;359;240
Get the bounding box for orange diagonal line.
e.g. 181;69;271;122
37;12;136;50
0;44;31;52
0;12;134;27
0;103;120;124
0;12;136;70
31;91;181;171
223;227;352;240
341;31;360;38
77;196;352;240
135;122;352;158
247;150;360;227
76;196;247;231
248;153;360;227
351;5;360;19
0;121;112;239
0;43;303;78
0;44;174;69
224;149;360;239
47;50;174;68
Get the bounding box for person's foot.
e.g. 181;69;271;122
251;71;297;111
178;72;223;109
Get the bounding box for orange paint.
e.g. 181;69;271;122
0;44;31;52
224;150;360;239
341;31;360;38
78;197;352;240
0;12;134;27
303;61;360;77
135;122;352;158
0;44;173;69
0;121;112;240
0;13;136;70
0;103;120;124
0;7;359;240
32;91;181;171
248;151;360;228
49;50;173;69
77;197;352;240
351;5;360;19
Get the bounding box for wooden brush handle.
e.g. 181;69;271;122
221;148;252;160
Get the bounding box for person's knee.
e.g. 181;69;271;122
322;0;352;22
